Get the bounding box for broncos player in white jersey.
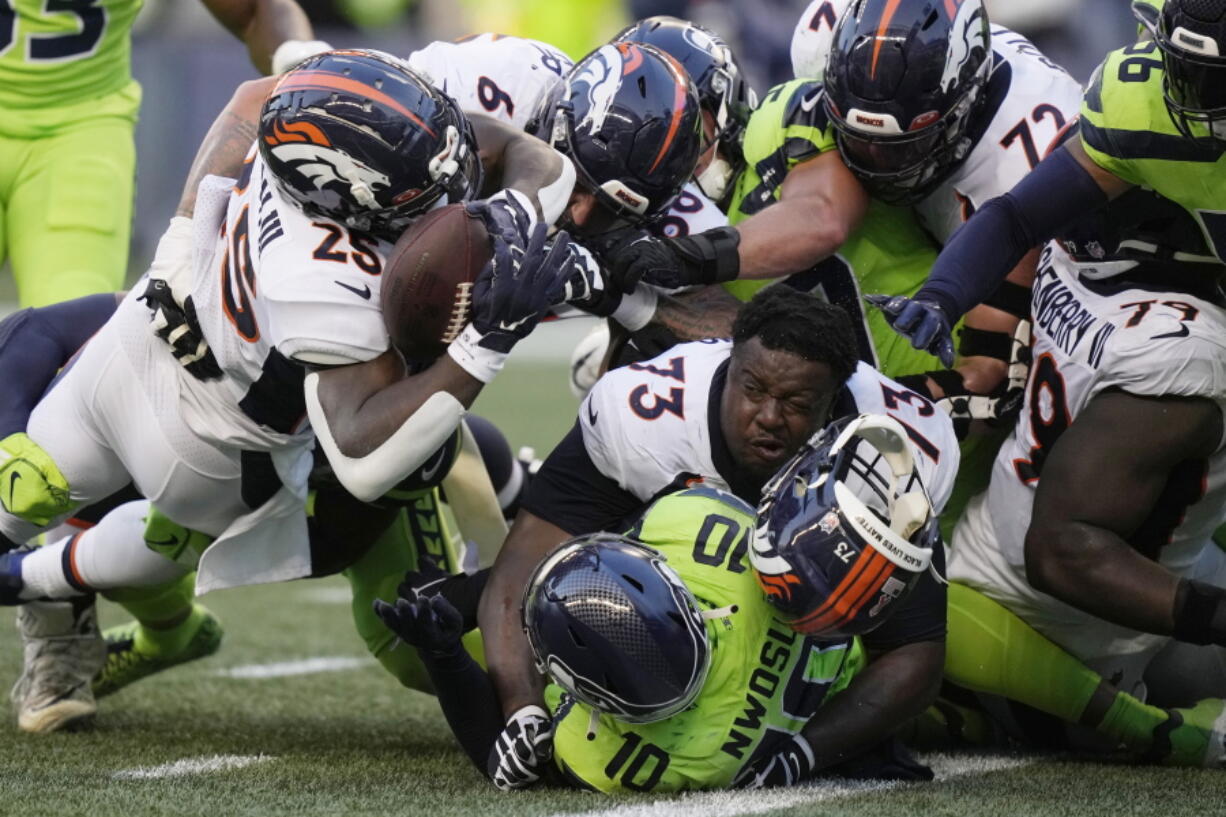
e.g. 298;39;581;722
0;45;707;734
947;237;1226;764
477;287;959;790
0;52;579;619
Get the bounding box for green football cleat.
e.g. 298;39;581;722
1150;698;1226;768
92;605;223;698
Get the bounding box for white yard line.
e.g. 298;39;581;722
113;754;272;780
547;753;1034;817
213;656;371;679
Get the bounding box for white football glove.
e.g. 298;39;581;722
487;705;554;791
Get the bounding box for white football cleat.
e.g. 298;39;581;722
11;598;105;733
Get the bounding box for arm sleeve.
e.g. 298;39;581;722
861;537;947;651
418;645;506;774
0;294;118;437
521;421;644;535
916;147;1108;322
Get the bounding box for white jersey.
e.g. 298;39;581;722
580;340;959;511
407;34;573;131
915;26;1081;244
652;183;730;239
967;244;1226;574
185;153;392;450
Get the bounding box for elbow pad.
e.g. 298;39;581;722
304;374;466;503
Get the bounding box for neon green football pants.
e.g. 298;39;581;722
0;83;138;307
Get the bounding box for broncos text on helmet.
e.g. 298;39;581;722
823;0;992;205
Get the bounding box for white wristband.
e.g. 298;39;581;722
612;285;659;332
447;324;510;384
271;39;334;74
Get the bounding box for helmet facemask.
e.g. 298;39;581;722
752;414;939;637
827;62;988;205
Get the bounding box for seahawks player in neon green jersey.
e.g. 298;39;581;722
0;0;325;309
375;468;946;793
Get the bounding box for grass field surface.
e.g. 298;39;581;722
2;573;1221;817
0;346;1222;815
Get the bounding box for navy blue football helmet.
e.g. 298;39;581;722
823;0;991;204
522;533;711;723
259;49;483;239
1135;0;1226;140
614;17;757;201
528;42;703;228
752;414;939;638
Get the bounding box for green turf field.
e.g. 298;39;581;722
0;357;1222;816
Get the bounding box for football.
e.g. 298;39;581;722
381;203;492;361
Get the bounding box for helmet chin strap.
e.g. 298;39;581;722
349;181;377;208
429;125;462;184
696;156;733;201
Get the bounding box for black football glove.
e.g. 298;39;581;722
866;294;956;368
470;223;570;352
141;278;223;380
487;705;554;791
733;734;816;789
558;241;624;318
448;223;572;382
601;226;741;292
466;189;536;250
372;594;464;656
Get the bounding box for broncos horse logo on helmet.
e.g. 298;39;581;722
259;49;483;240
822;0;991;205
527;42;703;230
614;16;757;203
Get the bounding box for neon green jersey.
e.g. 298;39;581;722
1081;40;1226;264
546;486;862;793
0;0;143;109
722;79;947;378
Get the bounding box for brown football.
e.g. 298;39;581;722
381;203;492;361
